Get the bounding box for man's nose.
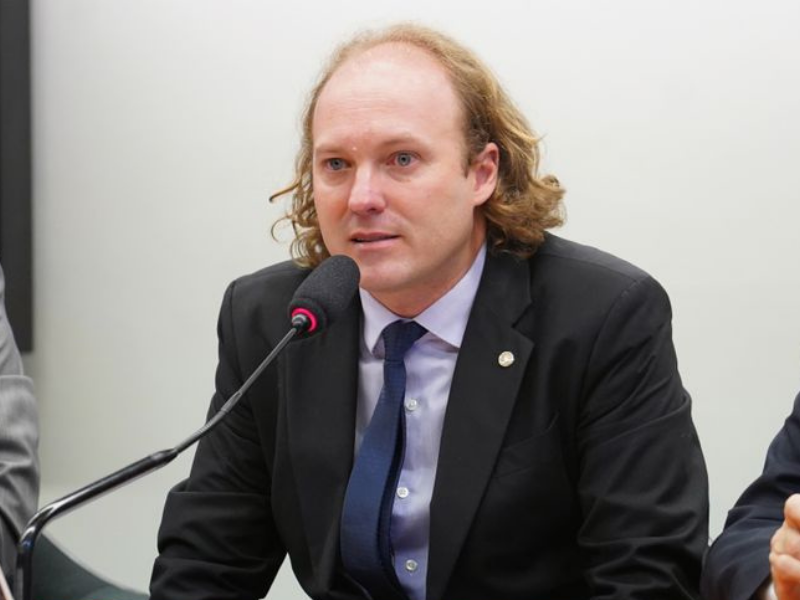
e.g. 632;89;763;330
347;167;385;215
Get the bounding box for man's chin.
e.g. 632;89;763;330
357;268;409;296
358;277;401;297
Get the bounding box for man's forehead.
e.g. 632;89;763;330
320;42;453;102
338;41;444;76
312;42;464;145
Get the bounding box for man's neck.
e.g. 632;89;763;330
359;244;487;352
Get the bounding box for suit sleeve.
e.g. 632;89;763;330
0;265;40;575
150;280;286;600
701;394;800;600
576;275;709;599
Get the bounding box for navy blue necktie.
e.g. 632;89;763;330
340;319;427;600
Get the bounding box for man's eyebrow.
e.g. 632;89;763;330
312;143;341;155
379;135;426;147
313;134;429;155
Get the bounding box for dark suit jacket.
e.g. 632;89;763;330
701;393;800;600
150;234;708;600
0;264;39;576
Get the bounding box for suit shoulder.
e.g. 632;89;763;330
232;260;308;292
530;234;670;314
535;234;651;284
223;259;310;317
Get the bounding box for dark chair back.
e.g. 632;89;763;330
31;536;147;600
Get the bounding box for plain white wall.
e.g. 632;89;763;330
21;0;800;594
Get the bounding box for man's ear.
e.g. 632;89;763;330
471;142;499;206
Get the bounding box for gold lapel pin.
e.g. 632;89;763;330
498;351;515;368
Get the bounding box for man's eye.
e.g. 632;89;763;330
326;158;347;171
392;152;415;167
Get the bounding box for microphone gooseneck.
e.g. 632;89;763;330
15;255;360;600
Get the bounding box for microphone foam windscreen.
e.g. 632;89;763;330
288;255;360;333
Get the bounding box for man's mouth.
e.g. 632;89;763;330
351;233;398;244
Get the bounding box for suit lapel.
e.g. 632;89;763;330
427;252;535;600
284;298;361;588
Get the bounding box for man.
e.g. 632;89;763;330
703;393;800;600
0;263;39;577
151;24;708;600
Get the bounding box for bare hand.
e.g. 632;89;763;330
770;494;800;599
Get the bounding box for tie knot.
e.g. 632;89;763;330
382;320;426;362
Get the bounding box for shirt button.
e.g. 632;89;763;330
405;559;418;572
405;398;418;412
397;486;409;499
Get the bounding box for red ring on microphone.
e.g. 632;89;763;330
291;308;318;333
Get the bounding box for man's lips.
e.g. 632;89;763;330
350;232;399;244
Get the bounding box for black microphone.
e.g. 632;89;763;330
14;255;360;600
289;254;360;334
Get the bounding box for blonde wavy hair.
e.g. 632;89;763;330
271;23;565;267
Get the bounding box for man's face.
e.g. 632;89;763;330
311;42;498;317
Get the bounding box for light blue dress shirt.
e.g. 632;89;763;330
356;245;486;600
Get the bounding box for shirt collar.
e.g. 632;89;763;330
360;244;487;355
